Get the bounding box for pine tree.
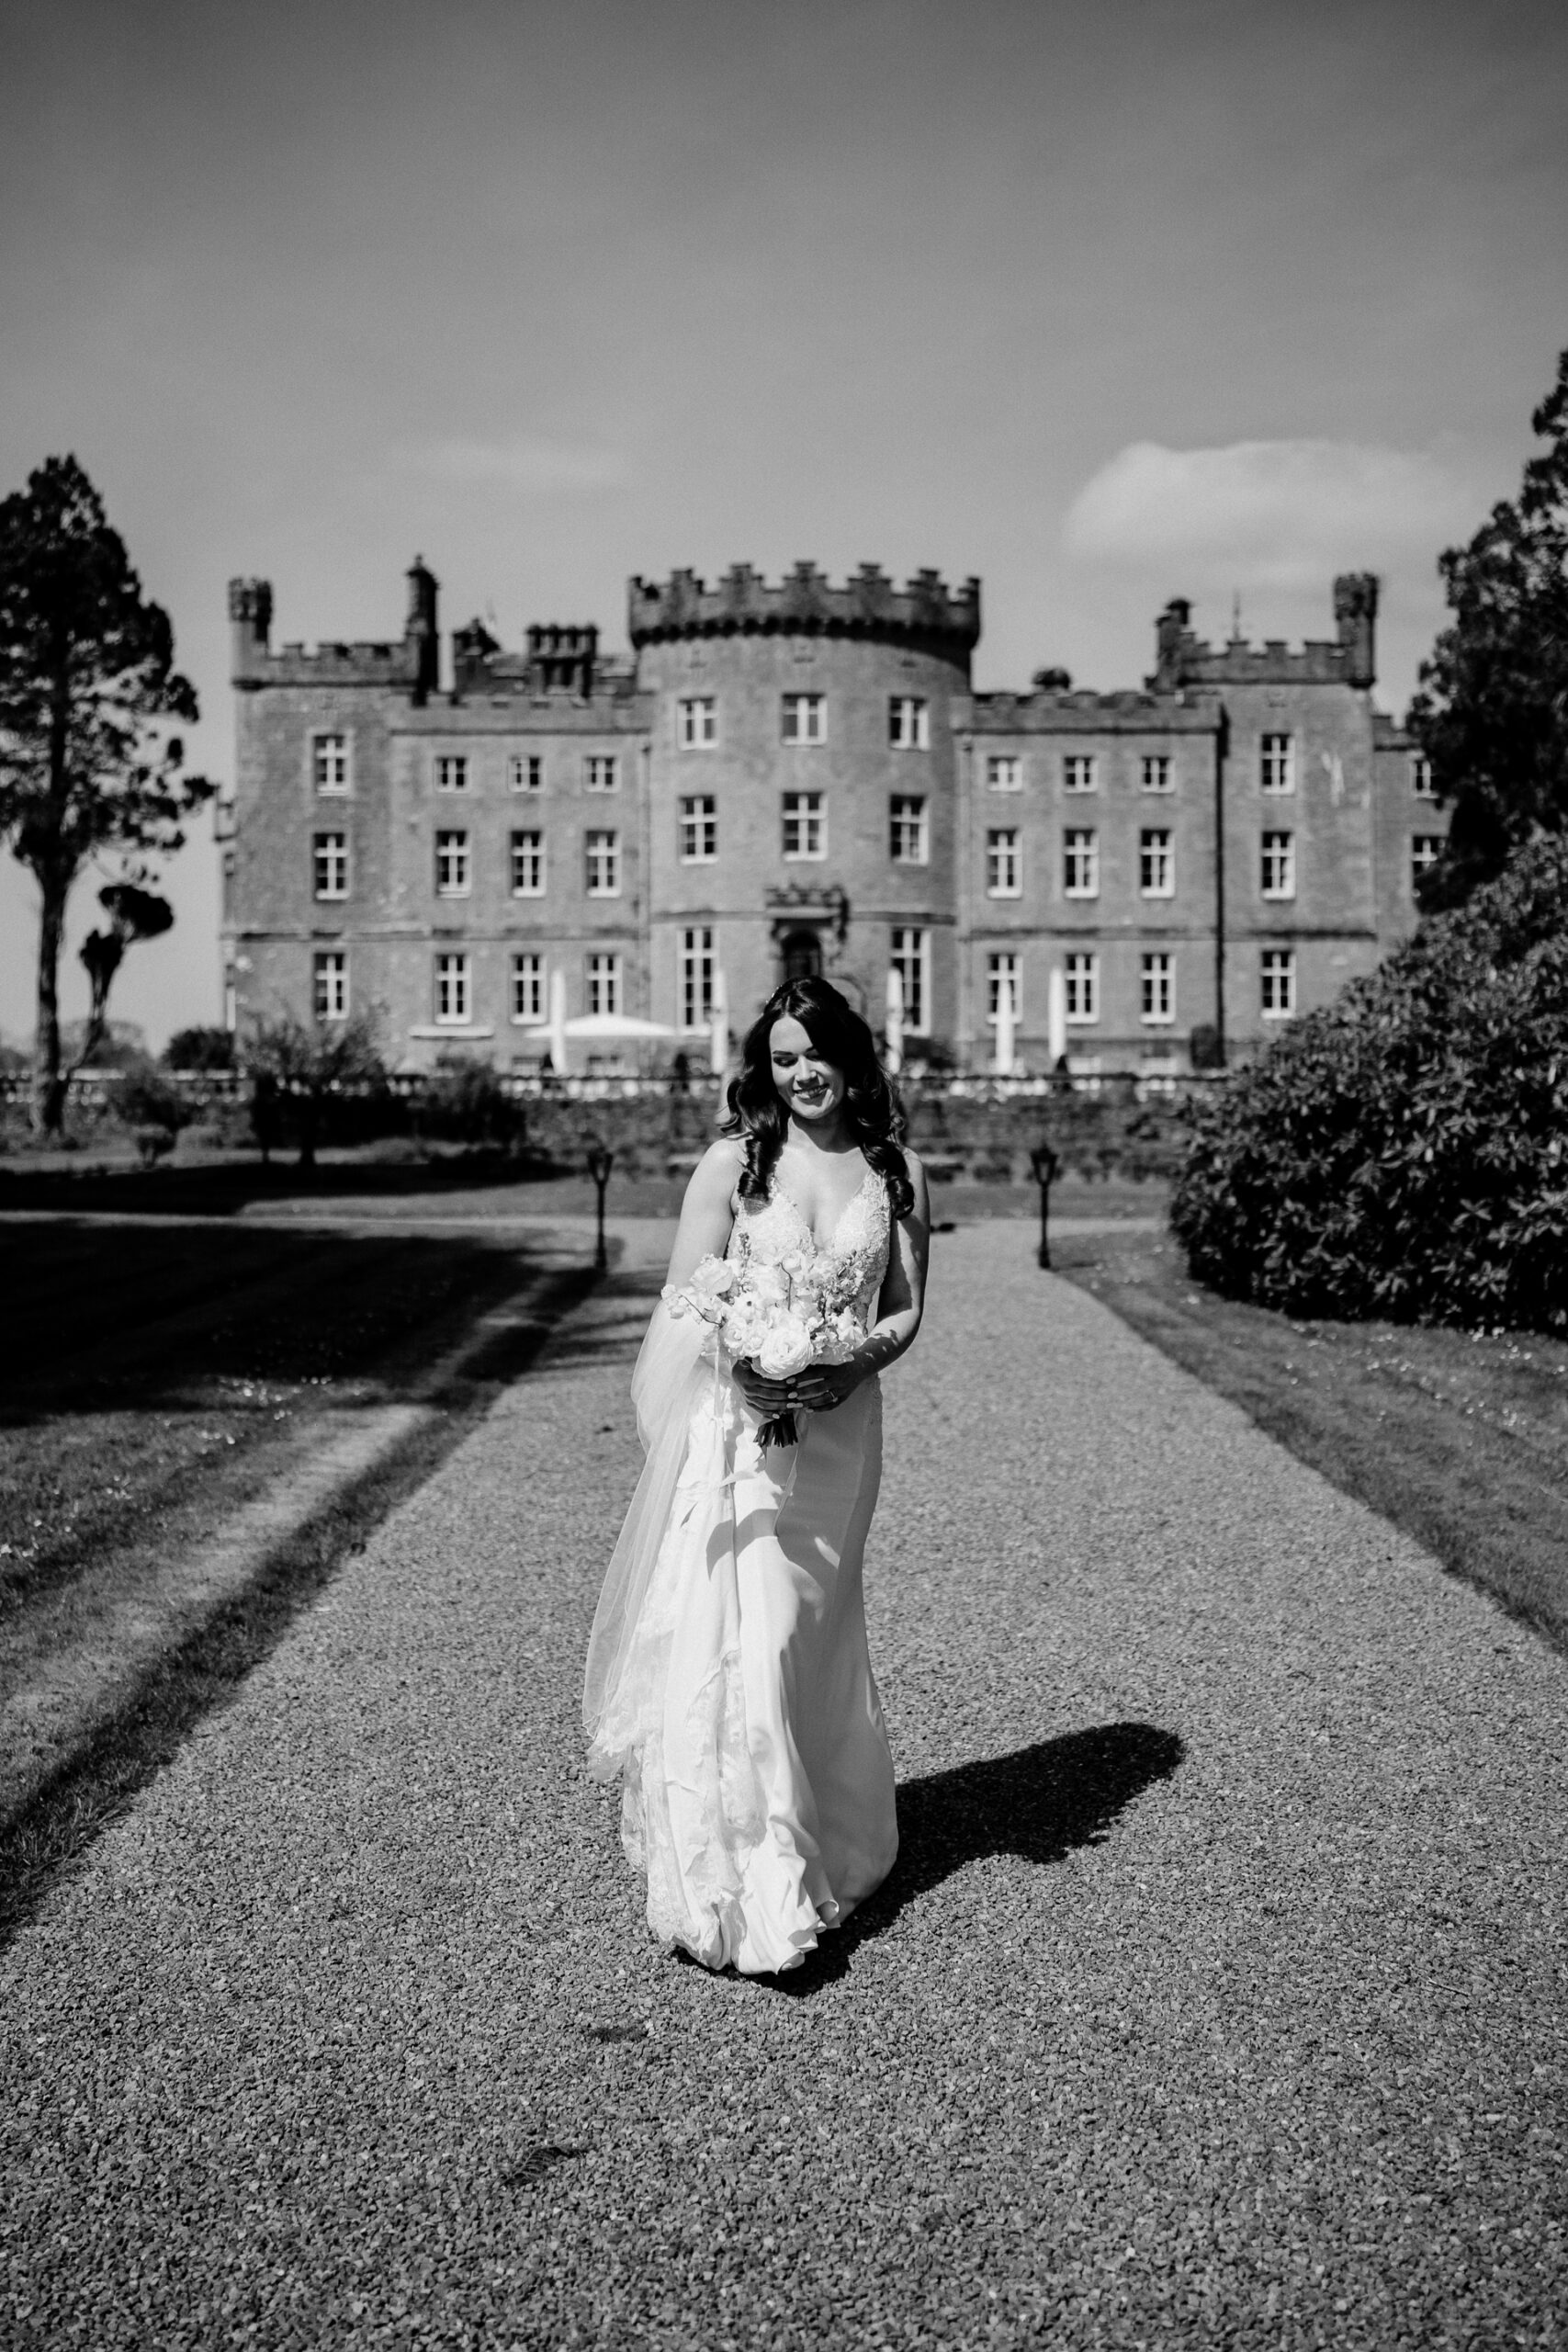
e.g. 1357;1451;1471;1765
0;456;212;1130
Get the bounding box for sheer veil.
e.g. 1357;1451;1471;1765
581;1299;712;1751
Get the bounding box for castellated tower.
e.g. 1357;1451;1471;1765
631;562;980;1040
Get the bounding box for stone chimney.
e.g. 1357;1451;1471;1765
405;557;440;704
228;578;273;684
1153;598;1191;691
1333;573;1378;689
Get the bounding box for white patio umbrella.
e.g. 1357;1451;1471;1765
709;968;729;1080
993;969;1017;1077
1047;964;1067;1067
547;967;569;1073
885;966;904;1076
561;1012;678;1040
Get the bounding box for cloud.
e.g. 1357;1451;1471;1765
400;435;627;495
1063;438;1477;590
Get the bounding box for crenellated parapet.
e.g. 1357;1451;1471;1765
229;559;440;699
964;684;1223;735
627;560;981;657
1148;574;1380;694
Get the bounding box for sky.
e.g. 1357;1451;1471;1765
2;0;1564;1050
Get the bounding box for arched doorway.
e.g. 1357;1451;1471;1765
781;927;822;983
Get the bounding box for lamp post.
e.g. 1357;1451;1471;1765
1029;1139;1060;1271
586;1140;615;1272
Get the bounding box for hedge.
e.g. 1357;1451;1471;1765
1170;834;1568;1331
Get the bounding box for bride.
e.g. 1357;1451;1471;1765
583;976;930;1974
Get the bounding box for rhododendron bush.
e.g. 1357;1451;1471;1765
1171;835;1568;1332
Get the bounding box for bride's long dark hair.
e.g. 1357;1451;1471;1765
721;976;914;1220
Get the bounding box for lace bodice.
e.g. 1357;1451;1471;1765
728;1165;892;1330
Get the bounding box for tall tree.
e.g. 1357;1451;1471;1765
0;456;211;1130
1409;346;1568;910
75;879;175;1075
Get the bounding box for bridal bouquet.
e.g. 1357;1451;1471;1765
664;1250;863;1448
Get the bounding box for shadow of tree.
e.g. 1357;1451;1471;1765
772;1721;1184;1994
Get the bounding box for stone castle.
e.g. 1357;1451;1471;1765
221;559;1448;1071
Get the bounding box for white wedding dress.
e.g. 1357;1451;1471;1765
584;1167;898;1973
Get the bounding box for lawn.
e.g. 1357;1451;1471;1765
0;1204;593;1935
1054;1222;1568;1653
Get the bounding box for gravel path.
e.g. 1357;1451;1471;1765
4;1221;1565;2349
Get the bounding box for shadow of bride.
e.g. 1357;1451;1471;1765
771;1720;1184;1995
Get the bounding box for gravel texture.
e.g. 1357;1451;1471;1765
3;1219;1566;2349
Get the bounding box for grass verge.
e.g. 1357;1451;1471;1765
1054;1223;1568;1654
0;1216;597;1947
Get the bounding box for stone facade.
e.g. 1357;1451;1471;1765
221;560;1447;1072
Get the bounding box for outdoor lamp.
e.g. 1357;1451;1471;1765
1028;1139;1061;1271
586;1141;615;1272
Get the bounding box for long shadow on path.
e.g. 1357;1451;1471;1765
772;1720;1185;1994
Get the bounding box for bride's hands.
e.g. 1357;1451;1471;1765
790;1357;866;1412
730;1359;796;1414
732;1355;865;1416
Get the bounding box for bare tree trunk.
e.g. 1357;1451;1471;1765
72;929;124;1089
31;869;69;1135
31;655;75;1136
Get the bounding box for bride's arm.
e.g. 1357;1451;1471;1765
795;1151;931;1409
663;1136;745;1292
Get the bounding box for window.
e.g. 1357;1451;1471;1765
680;795;717;863
782;791;825;859
1141;952;1175;1025
1412;753;1437;799
587;952;621;1017
987;828;1021;898
987;953;1021;1025
1412;834;1444;889
313;950;347;1022
1139;828;1174;898
987;755;1022;793
1063;827;1099;898
1260;947;1296;1019
1063;754;1097;795
313;732;348;794
890;795;928;865
782;693;826;745
511;953;545;1023
680;927;715;1031
313;831;348;900
434;953;471;1025
889;696;929;750
678;696;716;748
584;754;618;793
434;754;468;794
510;829;545;896
1260;830;1296;899
889;927;928;1033
1064;951;1099;1024
1141;754;1172;794
435;830;470;896
508;753;543;794
585;829;620;897
1259;733;1294;794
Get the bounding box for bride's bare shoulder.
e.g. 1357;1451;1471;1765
684;1135;747;1204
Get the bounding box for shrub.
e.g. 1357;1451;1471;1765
115;1057;197;1166
243;1011;387;1169
415;1057;525;1149
1171;834;1568;1331
164;1024;234;1071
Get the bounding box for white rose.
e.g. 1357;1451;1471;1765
756;1316;816;1379
748;1265;788;1308
687;1255;738;1306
